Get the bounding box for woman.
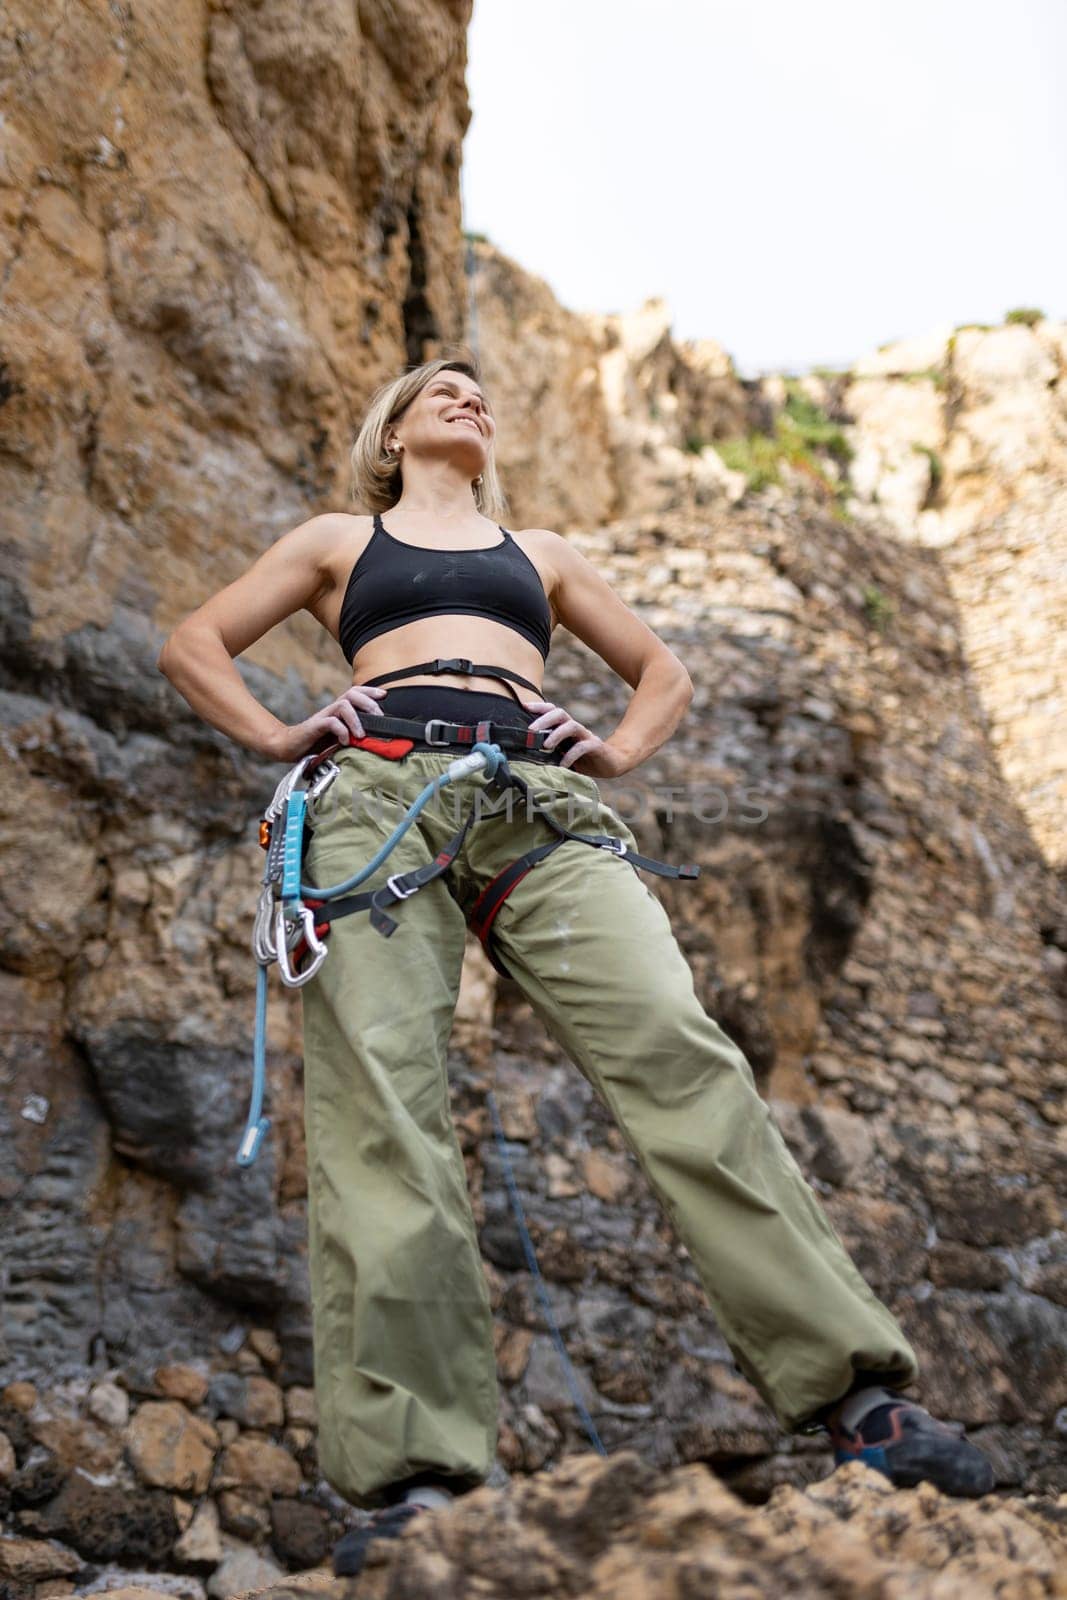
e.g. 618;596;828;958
158;352;993;1574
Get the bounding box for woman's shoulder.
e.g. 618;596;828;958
304;511;377;594
319;509;375;535
508;524;566;554
509;525;576;573
314;509;378;553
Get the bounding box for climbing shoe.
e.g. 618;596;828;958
826;1386;995;1497
331;1502;427;1577
331;1484;454;1577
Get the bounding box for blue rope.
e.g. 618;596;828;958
237;964;272;1166
239;744;506;1166
299;742;506;902
486;1089;606;1456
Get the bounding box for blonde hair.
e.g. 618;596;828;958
348;349;509;522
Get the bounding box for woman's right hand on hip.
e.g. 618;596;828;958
272;685;388;763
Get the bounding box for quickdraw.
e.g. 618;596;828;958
238;720;699;1166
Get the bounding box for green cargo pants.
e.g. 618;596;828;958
300;747;919;1508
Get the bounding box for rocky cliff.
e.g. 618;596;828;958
1;0;1065;1593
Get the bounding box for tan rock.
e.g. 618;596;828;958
493;1323;534;1384
492;1084;539;1141
217;1488;271;1542
154;1364;210;1407
451;935;497;1066
325;1448;1067;1598
126;1400;218;1494
174;1496;223;1565
284;1386;317;1428
29;1412;123;1476
241;1375;285;1430
78;1591;176;1600
87;1380;130;1429
0;1429;16;1485
851;324;955;378
171;1494;195;1534
544;1151;581;1198
206;1545;284;1599
580;1148;632;1203
847;379;946;532
2;1381;38;1412
247;1328;281;1366
0;1537;80;1581
214;1432;303;1496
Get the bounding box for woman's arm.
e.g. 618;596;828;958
156;512;344;759
541;531;693;772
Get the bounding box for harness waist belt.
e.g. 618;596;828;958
341;711;570;764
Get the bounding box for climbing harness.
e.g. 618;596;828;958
288;734;700;982
239;720;698;1165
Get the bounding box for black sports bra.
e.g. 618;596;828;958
337;513;553;665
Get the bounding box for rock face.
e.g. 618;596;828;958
40;1449;1067;1600
1;0;472;652
262;1450;1067;1599
829;320;1067;870
1;0;476;1389
2;0;1066;1588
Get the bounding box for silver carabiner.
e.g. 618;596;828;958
264;750;334;828
306;757;340;811
252;883;279;965
274;902;328;988
264;761;305;827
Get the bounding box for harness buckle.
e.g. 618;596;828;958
598;838;628;857
436;657;474;674
424;718;453;746
385;871;419;900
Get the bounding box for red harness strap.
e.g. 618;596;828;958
466;840;566;976
349;734;414;759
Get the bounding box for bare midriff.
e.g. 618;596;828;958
351;615;548;698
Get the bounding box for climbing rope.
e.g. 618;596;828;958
486;1090;607;1456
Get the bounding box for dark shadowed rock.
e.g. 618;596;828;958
35;1469;179;1563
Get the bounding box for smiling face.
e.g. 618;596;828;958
385;369;495;478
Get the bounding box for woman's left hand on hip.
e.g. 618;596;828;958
520;698;631;778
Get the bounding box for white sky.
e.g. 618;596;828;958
462;0;1067;377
